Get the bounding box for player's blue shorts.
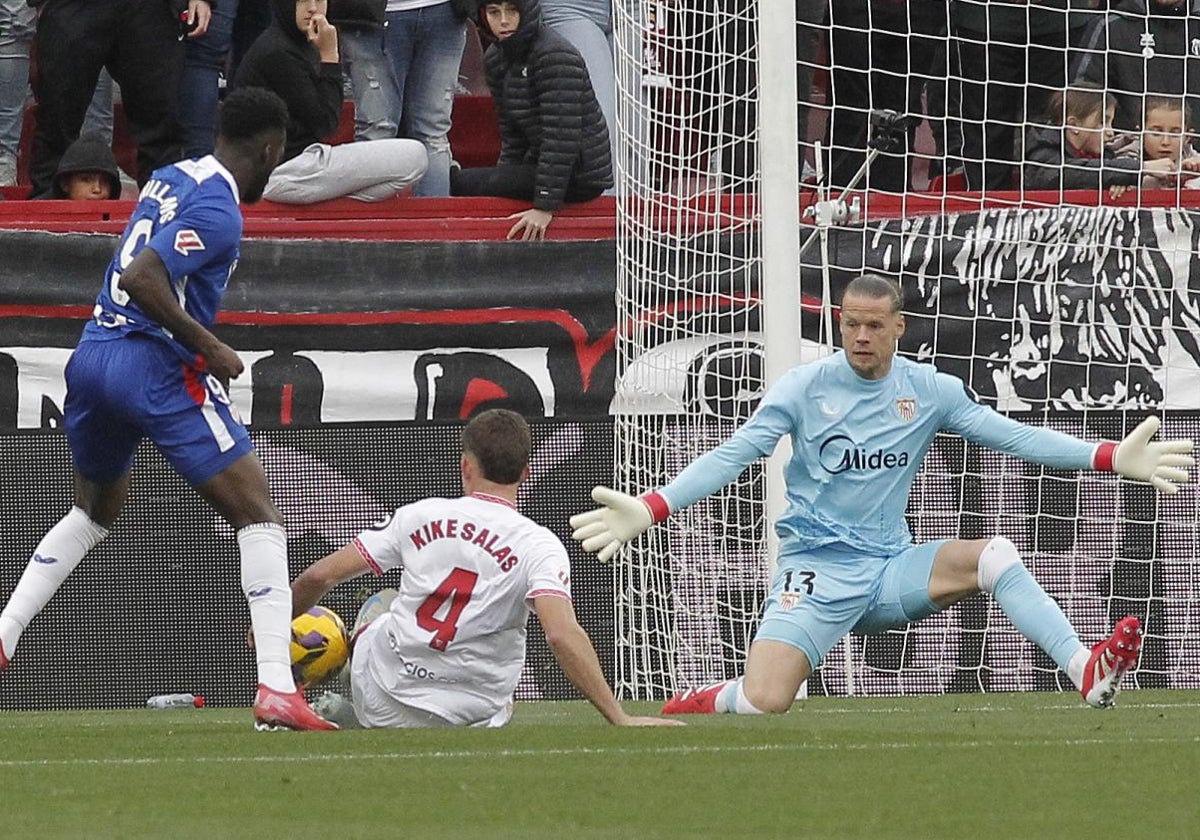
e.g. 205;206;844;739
754;540;947;669
64;334;253;486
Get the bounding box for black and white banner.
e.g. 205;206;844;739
0;232;617;430
803;204;1200;410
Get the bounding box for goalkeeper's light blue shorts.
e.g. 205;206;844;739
754;539;946;669
64;334;253;486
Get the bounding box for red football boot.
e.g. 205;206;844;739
253;684;339;731
661;682;727;715
1080;616;1143;709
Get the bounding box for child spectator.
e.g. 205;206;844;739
49;132;121;200
1140;95;1200;189
451;0;611;240
234;0;428;204
1023;85;1172;195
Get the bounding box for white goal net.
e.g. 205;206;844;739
610;1;1200;700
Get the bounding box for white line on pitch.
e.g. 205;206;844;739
2;736;1200;768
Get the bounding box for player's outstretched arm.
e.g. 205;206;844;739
1095;416;1195;494
534;596;683;727
568;486;671;563
290;543;371;618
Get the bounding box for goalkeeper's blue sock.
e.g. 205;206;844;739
980;537;1084;675
715;678;765;714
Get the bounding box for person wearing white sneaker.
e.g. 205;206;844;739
0;88;334;732
571;273;1193;716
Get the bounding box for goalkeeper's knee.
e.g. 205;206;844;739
976;536;1023;594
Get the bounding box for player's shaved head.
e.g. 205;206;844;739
462;409;531;485
215;87;289;204
843;273;904;313
217;87;289;143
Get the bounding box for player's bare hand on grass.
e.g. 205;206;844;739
616;714;686;727
1113;416;1194;493
570;486;656;562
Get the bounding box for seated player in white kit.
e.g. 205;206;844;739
289;409;681;729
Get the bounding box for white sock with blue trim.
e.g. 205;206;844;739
0;507;108;655
239;522;296;693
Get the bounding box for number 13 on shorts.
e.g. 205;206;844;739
779;569;816;610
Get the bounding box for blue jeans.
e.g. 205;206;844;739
542;5;616;193
0;0;35;168
541;3;614;148
340;27;401;141
383;2;466;197
81;70;116;147
180;0;239;157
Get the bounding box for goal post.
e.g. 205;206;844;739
609;2;1200;701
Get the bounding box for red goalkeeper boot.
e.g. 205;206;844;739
1080;616;1143;708
253;684;339;731
661;682;727;714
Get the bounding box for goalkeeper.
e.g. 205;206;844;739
571;273;1195;715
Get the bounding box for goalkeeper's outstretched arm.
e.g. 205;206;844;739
570;409;784;561
946;377;1194;493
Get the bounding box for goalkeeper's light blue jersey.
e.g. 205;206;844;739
658;351;1099;556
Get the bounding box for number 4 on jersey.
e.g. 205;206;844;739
415;567;479;651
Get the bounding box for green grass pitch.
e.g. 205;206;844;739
2;690;1198;840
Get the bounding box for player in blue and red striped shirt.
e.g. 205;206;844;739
0;86;334;732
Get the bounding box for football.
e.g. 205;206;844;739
290;605;350;687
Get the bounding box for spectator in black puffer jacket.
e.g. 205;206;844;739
451;0;611;240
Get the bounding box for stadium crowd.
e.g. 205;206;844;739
1;0;1199;206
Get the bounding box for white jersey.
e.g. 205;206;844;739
351;492;572;725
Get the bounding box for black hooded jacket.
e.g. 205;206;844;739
233;0;344;162
477;0;612;210
1023;124;1142;191
52;133;122;199
327;0;385;32
1073;0;1200;131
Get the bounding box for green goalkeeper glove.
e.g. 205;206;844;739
1096;416;1195;493
569;487;671;563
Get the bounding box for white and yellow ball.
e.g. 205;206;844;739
290;605;350;687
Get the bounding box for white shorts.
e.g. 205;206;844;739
349;624;514;729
